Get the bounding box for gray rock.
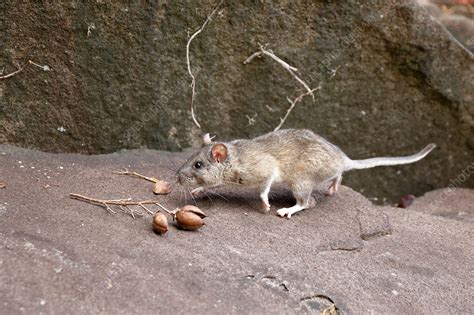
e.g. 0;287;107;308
410;187;474;223
0;145;472;314
439;14;474;52
0;1;473;202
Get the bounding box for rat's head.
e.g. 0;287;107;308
177;134;228;187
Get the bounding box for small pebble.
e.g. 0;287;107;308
397;194;415;208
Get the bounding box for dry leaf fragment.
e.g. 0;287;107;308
153;180;172;195
321;304;337;315
175;209;205;231
152;212;169;234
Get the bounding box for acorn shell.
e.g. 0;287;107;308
153;180;172;195
152;212;169;234
181;205;207;218
175;210;205;231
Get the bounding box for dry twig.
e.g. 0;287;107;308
69;193;174;218
114;169;172;195
244;44;321;131
28;60;51;71
0;64;26;80
274;85;321;131
244;44;313;97
186;0;224;129
0;59;51;80
113;170;158;183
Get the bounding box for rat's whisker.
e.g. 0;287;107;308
210;190;229;202
182;187;187;203
187;188;198;205
203;191;213;204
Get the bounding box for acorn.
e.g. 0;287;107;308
153;180;172;195
180;205;207;218
175;208;205;231
152;212;169;234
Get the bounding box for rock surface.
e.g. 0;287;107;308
0;145;472;314
1;1;473;202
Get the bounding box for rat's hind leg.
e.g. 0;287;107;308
277;181;314;218
326;174;342;196
259;172;277;212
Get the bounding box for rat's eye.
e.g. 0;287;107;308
194;161;203;169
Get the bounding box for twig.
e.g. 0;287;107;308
329;66;340;79
186;0;224;129
0;64;26;80
87;23;96;37
274;85;321;131
28;60;50;71
244;44;313;98
69;193;173;218
243;51;264;64
113;170;158;183
138;203;154;215
244;43;321;131
155;202;175;216
246;113;258;126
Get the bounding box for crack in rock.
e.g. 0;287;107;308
356;207;392;241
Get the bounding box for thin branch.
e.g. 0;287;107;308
243;51;263;64
155;202;175;216
274;85;321;131
257;44;298;72
1;59;52;80
28;60;51;71
138;203;155;215
243;43;322;131
0;64;26;80
69;193;173;217
186;0;224;129
244;44;313;98
113;170;158;183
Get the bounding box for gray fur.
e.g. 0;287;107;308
177;129;436;218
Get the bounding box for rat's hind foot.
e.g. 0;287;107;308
325;175;342;196
277;205;304;218
279;181;314;218
261;200;271;212
326;186;336;196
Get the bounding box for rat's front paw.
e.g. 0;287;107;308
191;187;205;198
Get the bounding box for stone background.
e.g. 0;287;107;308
0;145;472;314
1;0;473;202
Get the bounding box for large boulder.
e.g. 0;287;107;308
1;1;473;201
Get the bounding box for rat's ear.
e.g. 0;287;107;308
211;143;228;163
202;133;215;146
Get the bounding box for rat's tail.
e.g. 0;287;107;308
344;143;436;171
